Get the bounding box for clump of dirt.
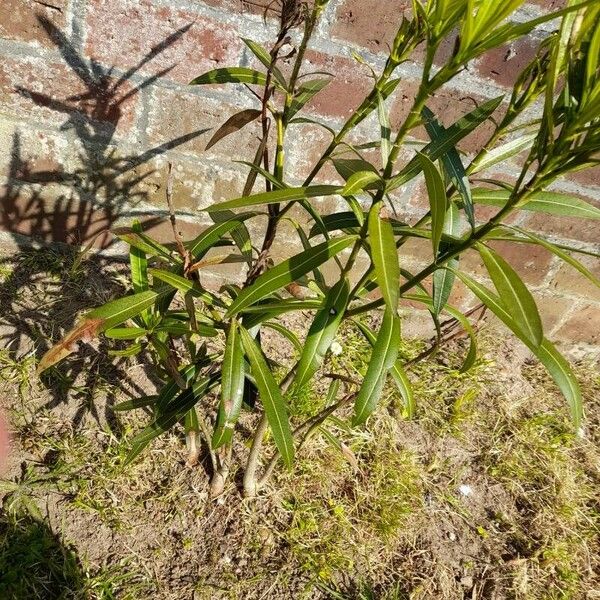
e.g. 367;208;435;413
0;250;599;599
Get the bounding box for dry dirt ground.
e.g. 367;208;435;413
0;246;599;600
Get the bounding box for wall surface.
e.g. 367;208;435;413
0;0;598;354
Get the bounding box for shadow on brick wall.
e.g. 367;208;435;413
0;16;210;426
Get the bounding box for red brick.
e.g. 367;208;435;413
476;36;540;88
85;0;242;85
555;303;600;346
564;164;600;188
551;255;600;302
301;51;374;119
147;87;260;161
522;194;600;245
532;293;574;333
331;0;412;54
461;240;554;286
197;0;271;16
0;0;68;47
0;55;137;134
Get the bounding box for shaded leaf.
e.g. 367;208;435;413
205;109;261;151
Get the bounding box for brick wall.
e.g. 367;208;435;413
0;0;598;355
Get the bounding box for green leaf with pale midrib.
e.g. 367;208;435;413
471;188;600;219
226;236;356;317
452;270;582;428
294;278;350;390
369;202;400;314
204;185;340;213
239;326;294;468
190;67;285;90
353;309;401;426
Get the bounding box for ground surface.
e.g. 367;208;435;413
0;247;599;599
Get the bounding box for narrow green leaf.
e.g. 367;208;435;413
87;290;164;332
389;96;504;190
353;309;401;426
190;67;283;89
354;319;414;418
105;326;147;340
239;326;294;468
150;269;207;300
419;152;447;257
113;227;176;262
477;243;543;347
287;78;331;121
341;171;382;196
452;270;582;428
130;221;148;294
212;321;245;449
369;202;400;314
422;106;474;227
113;395;158;411
204;185;340;213
242;38;287;89
294;278;350;390
433;202;461;315
332;158;378;181
226;236;355;317
470;134;536;174
186;213;258;259
471;188;600;219
377;91;392;166
108;343;143;357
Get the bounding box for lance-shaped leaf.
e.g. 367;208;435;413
433;202;461;315
114;396;158;412
422;106;474;228
341;171;382;196
333;158;378;181
38;290;165;373
239;326;294;468
452;270;582;428
477;243;543;347
469;134;536;174
377;91;392;166
212;321;245;449
354;319;414;418
130;221;148;294
369;202;400;314
186;212;258;260
294;278;350;390
242;38;287;89
205;109;261;151
109;343;143;357
125;373;220;464
471;188;600;219
190;67;284;90
204;185;340;212
150;269;221;305
353;308;401;426
105;326;147;340
389;96;504;190
419;152;447;257
113;227;176;262
226;236;355;317
287;78;331;121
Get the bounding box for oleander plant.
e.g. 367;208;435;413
39;0;600;497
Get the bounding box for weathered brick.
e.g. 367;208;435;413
0;55;138;136
476;36;540;88
532;292;574;333
147;87;260;162
0;0;68;47
550;255;600;302
195;0;270;16
301;51;373;119
331;0;412;54
555;303;600;346
564;164;600;188
85;0;242;85
527;0;566;9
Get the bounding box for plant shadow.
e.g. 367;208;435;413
0;15;209;430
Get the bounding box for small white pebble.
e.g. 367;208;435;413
577;427;585;439
330;341;343;356
448;532;457;541
458;484;473;497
